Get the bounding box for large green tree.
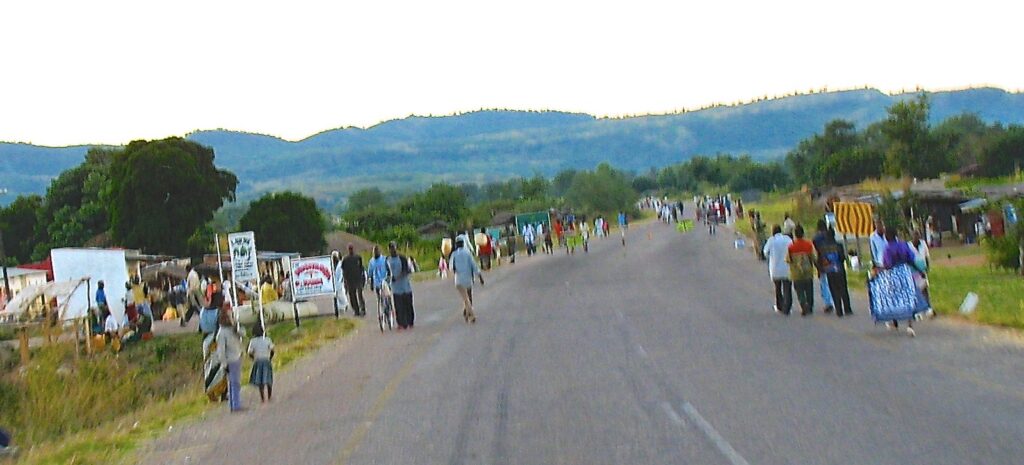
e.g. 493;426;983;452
346;187;387;213
977;125;1024;177
106;138;238;255
238;191;326;255
31;148;114;259
398;183;467;227
565;163;637;216
880;95;949;178
0;195;43;264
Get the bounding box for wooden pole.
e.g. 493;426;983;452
73;318;81;361
18;326;29;365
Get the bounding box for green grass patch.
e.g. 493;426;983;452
928;265;1024;329
3;316;357;465
735;191;824;239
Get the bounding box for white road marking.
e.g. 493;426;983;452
634;343;648;358
680;402;752;465
660;401;685;426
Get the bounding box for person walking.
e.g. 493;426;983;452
450;236;485;323
181;265;203;326
763;225;794;315
909;230;934;317
367;245;388;296
812;220;835;314
216;307;244;412
524;223;536;255
386;242;415;329
247;323;275;403
782;213;797;238
869;218;888;268
882;228;920;336
340;244;366;316
787;225;817;316
475;228;492;270
818;227;853;317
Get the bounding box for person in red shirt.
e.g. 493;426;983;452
786;225;818;316
553;219;565;250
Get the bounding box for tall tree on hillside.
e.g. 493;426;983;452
106;138;238;255
565;163;637;216
785;119;860;187
977;126;1024;177
346;187;387;213
932;113;994;169
31;148;115;259
400;183;467;227
520;175;550;200
239;192;326;255
0;195;43;264
880;95;948;178
552;169;578;197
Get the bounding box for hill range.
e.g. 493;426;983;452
2;87;1023;208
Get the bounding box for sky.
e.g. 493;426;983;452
1;0;1022;147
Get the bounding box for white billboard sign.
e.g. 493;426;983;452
51;248;130;321
228;231;258;282
290;256;336;300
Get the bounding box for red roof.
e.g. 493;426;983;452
19;257;53;281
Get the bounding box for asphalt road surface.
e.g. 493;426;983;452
141;219;1024;465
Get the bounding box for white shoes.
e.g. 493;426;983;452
906;327;916;337
885;322;896;331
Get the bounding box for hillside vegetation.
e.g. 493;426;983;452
3;88;1023;208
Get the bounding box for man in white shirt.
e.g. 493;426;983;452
869;219;888;268
763;225;795;315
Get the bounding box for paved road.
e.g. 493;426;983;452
141;219;1024;465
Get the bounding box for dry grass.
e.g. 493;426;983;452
3;316;356;465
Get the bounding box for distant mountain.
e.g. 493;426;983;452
3;87;1023;207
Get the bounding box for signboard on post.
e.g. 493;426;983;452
228;232;258;282
834;202;874;236
515;211;551;234
289;256;336;300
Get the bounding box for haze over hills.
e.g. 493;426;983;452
3;87;1023;207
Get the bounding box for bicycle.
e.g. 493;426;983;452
376;281;396;333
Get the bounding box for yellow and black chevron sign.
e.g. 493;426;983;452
834;202;874;236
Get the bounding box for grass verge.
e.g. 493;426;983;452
3;316;356;465
928;265;1024;329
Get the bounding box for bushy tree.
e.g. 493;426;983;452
565;163;637;216
0;195;43;264
239;191;326;255
32;148;114;259
398;183;467;227
880;95;949;178
106;138;238;255
346;187;387;213
977;125;1024;177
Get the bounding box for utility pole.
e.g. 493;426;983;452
0;188;11;300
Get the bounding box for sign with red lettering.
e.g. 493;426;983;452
289;256;336;300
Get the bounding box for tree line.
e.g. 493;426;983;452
3;94;1022;265
629;95;1023;194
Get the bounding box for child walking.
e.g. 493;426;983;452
247;324;275;402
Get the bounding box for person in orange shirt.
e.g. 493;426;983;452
787;225;818;317
553;219;565;250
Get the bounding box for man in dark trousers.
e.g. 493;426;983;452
340;244;366;316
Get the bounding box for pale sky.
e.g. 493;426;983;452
1;0;1021;147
